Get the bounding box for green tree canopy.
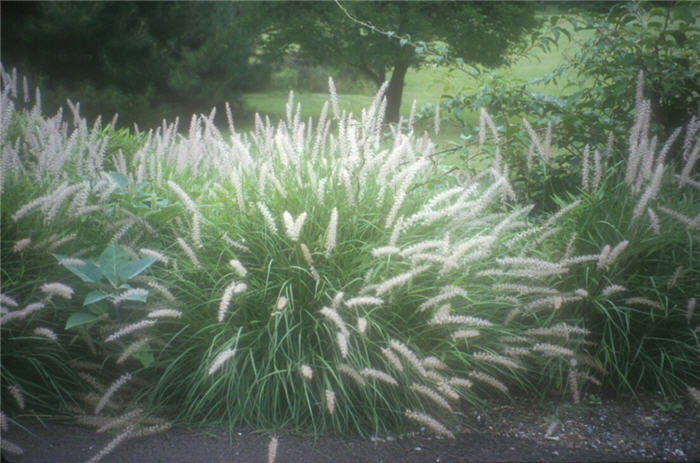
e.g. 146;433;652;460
1;1;269;127
261;1;540;122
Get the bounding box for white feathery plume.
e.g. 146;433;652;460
430;313;493;327
324;208;338;258
422;356;448;370
388;215;404;246
337;332;349;357
146;280;176;301
389;339;426;375
601;284;626;297
633;163;664;219
434;100;441;135
325;389;336;415
33;327;58;340
300;364;313;380
97;408;144;434
344;296;383;308
331;292;344;309
328;77;340;119
95;373;132;414
276;296;288;311
191;212;202;248
8;385;24;409
357;317;367;334
13;194;49;222
419;286;467;312
658;206;698;229
381;347;403;371
13;238;31;252
105;320;157;342
469;371;508;394
257;202;278;234
167;180;198;213
176;237;200;269
208;348;236;375
473;352;522;369
592;149;602;190
117;337;151;364
147;309;182;319
606;240;629;266
229;259;248;277
41;282;74;300
375;264;431;296
410;383;452;411
625;297;663;310
300;243;320;281
452;330;480;340
320;306;349;337
218;281;238;322
372;246;400;257
337;363;365;386
58;258;87;267
360;368;398;386
532;343;575;358
405;410;454;439
686;298;696;323
0;294;18;307
268;437;279;463
582;145;590;190
112;288;148;306
597;245;611;269
85;426;134;463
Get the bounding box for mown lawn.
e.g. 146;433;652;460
241;17;587;147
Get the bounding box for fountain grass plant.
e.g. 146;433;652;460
1;64;698;462
529;88;700;398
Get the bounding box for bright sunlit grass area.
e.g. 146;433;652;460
241;17;586;142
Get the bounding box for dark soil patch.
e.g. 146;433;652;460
3;396;699;463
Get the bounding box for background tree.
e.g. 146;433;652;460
1;1;269;127
260;1;540;123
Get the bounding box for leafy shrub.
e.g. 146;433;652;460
439;2;698;209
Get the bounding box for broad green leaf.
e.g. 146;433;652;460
99;244;130;286
65;312;98;329
84;290;109;306
86;300;109;315
118;256;157;282
53;254;103;283
121;289;148;303
133;350;154;368
147;204;181;224
107;172;129;188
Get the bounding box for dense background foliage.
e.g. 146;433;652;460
1;1;271;127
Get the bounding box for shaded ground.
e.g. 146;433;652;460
3;396;699;463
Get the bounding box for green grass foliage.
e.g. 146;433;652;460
1;67;698;459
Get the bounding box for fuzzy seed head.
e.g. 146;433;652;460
325;389;336;415
300;364;313;380
41;282;74;300
33;327;58;341
208;348;236;375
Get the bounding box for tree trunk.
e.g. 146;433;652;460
384;61;409;124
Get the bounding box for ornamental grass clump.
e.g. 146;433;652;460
126;78;610;437
0;67;606;439
509;73;700;398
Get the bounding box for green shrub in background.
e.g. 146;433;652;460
0;2;272;128
438;1;699;211
515;84;700;398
